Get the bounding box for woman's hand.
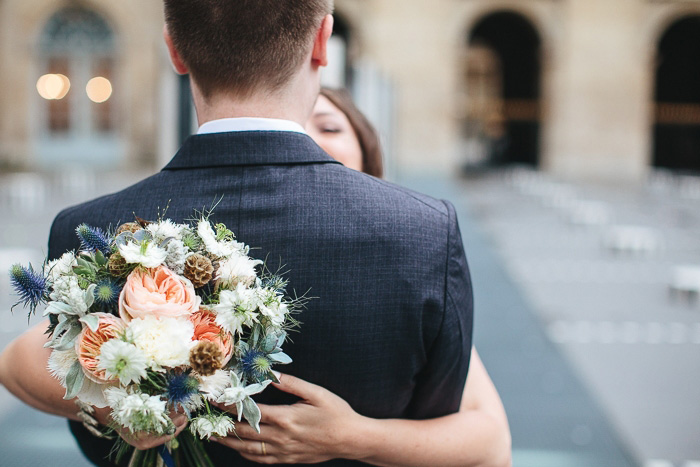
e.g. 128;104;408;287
212;373;366;464
93;406;189;451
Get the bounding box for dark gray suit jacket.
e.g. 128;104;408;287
47;131;473;466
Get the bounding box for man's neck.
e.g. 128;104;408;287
191;76;316;127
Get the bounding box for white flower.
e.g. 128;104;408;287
97;339;148;385
127;316;195;369
197;220;245;258
147;220;185;242
216;372;271;422
118;241;168;268
107;388;171;435
49;275;89;314
44;252;77;282
199;370;231;401
105;386;130;407
213;285;260;335
164;239;189;275
47;349;78;384
190;414;235;440
215;253;263;288
259;298;288;328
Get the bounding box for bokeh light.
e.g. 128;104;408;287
36;73;70;100
86;76;112;103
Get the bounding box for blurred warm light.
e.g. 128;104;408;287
36;74;70;100
86;77;112;103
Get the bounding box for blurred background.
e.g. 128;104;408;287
0;0;699;466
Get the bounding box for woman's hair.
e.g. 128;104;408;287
319;88;384;178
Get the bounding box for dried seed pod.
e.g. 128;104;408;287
189;341;223;376
107;252;131;277
184;254;214;288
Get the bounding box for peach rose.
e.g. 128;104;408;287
190;308;233;366
76;312;127;383
119;266;201;322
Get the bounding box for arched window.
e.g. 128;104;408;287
35;7;121;167
653;15;700;173
462;11;542;168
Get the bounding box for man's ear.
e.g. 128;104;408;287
163;25;189;74
311;14;334;67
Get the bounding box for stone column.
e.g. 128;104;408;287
544;0;650;182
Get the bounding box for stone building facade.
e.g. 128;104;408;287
1;0;700;181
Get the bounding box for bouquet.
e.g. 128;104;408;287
9;212;304;466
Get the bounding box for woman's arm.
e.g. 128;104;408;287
213;349;511;467
0;320;187;450
0;321;79;419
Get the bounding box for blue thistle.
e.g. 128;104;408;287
76;224;112;255
166;371;200;414
92;278;121;313
240;348;272;383
9;264;48;315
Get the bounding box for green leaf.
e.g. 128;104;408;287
72;267;91;276
244;380;271;395
276;332;287;349
94;250;107;266
80;314;100;332
44;301;74;316
52;316;73;337
268;352;292;364
84;284;96;308
64;359;85;400
242;397;262;433
261;334;277;353
53;322;82;351
251;326;260;347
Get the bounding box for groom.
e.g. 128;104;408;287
0;1;473;465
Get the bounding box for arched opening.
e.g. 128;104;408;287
653;15;700;173
35;6;122;167
462;11;541;168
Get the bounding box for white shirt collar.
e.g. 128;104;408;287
197;117;307;135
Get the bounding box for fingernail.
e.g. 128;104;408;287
210;437;218;442
272;370;281;379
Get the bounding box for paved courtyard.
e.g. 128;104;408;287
0;167;697;466
411;168;699;467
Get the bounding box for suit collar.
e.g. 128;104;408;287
162;131;341;170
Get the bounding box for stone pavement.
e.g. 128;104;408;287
400;167;700;467
1;167;696;466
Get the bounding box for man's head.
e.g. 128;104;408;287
163;0;333;100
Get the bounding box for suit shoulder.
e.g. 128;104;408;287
336;169;450;220
52;172;168;227
48;173;166;258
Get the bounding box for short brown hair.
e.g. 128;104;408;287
320;88;384;178
164;0;333;98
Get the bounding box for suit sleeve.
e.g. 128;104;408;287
405;200;474;418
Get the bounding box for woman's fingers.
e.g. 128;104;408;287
214;437;284;464
172;413;188;428
119;413;189;450
272;373;323;402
